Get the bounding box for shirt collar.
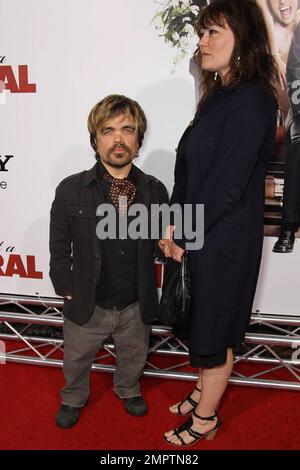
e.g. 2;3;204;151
97;159;137;183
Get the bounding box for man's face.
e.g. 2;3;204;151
268;0;298;26
96;114;139;169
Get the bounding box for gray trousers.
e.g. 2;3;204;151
61;302;150;407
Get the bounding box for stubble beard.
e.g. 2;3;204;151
104;144;134;169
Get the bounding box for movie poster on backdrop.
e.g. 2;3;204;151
0;0;299;316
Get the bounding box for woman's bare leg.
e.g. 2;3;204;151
169;373;202;415
165;349;233;445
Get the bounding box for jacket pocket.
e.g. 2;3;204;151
66;204;96;239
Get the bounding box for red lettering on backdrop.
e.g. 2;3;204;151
155;263;163;288
5;255;27;277
18;65;36;93
0;256;4;275
0;66;19;92
0;65;36;93
26;256;43;279
0;255;43;278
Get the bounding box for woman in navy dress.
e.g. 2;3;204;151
160;0;278;446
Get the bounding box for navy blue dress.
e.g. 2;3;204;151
170;82;277;367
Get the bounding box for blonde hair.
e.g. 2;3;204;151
87;94;147;153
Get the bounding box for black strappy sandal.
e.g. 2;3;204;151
169;386;201;416
164;410;221;447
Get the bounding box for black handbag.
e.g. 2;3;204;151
159;253;192;339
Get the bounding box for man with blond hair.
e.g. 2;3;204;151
50;94;168;427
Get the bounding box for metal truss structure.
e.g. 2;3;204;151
0;294;299;390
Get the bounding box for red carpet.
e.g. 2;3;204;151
0;362;299;450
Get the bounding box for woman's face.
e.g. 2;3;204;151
198;19;235;81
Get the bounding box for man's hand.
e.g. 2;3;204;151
64;295;72;300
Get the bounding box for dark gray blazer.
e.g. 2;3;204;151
49;163;168;325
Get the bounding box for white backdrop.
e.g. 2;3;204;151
0;0;299;316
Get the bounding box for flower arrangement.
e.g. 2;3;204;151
152;0;208;66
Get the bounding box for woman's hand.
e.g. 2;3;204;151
169;242;185;262
159;225;185;262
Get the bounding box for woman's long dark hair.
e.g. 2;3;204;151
195;0;279;107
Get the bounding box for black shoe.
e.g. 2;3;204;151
123;396;147;416
273;230;295;253
55;404;81;428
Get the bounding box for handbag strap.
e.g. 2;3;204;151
181;254;187;295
